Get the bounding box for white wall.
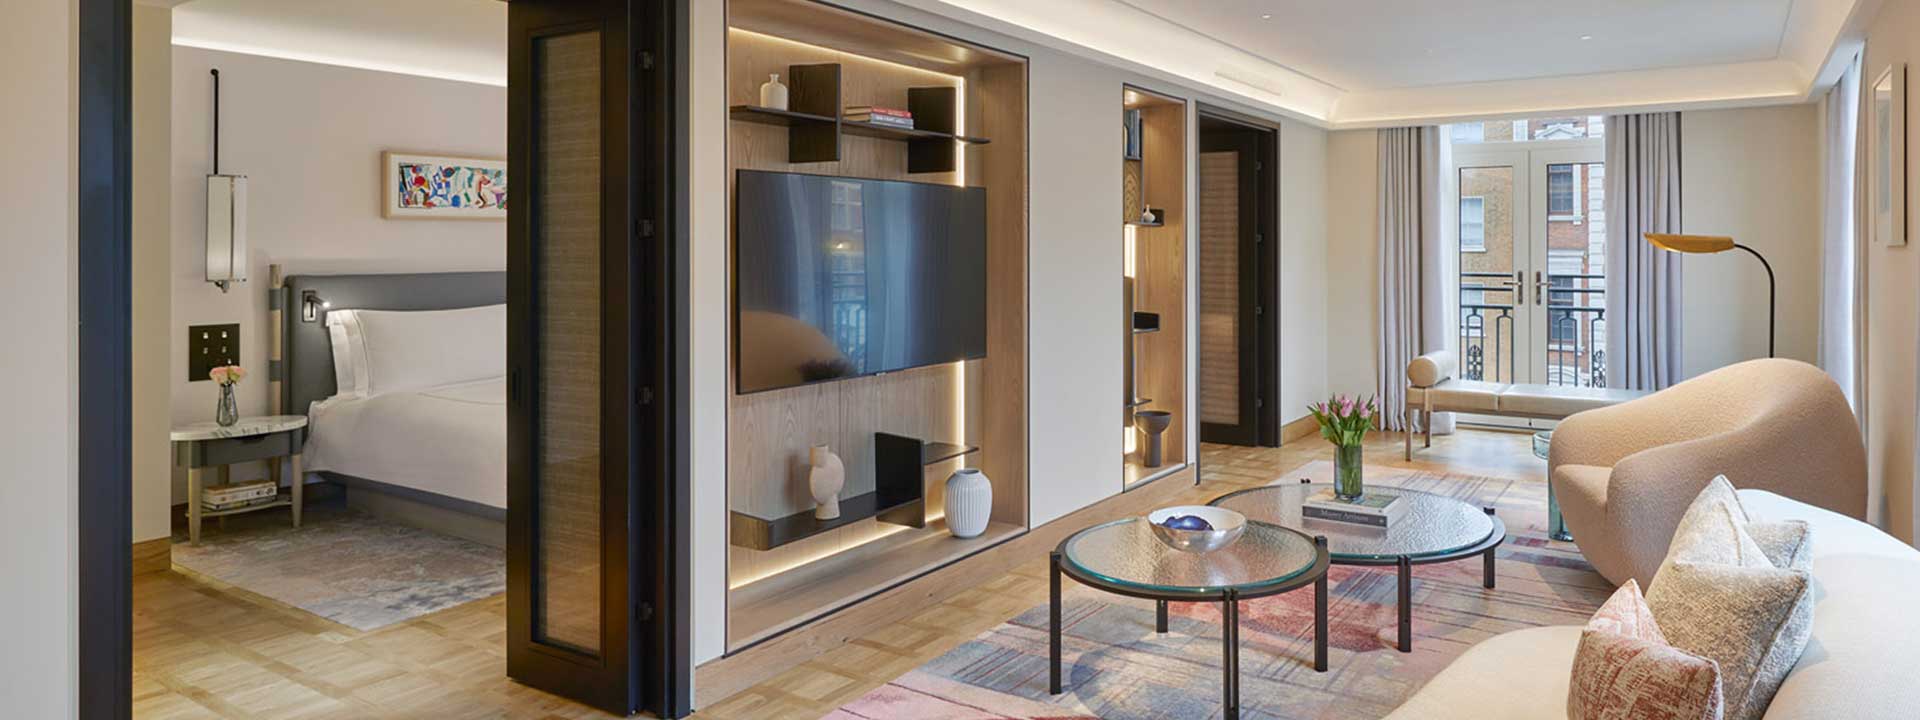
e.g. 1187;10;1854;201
1280;120;1330;424
0;0;78;714
133;4;173;544
1863;0;1920;545
1325;130;1380;398
688;0;1334;666
1679;105;1822;379
167;47;505;500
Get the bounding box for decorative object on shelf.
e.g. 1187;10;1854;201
943;467;993;538
382;152;508;219
807;444;846;520
210;364;246;427
1645;233;1777;357
1134;410;1173;467
844;105;913;129
1871;63;1907;247
758;72;789;111
1139;205;1159;225
1309;394;1377;500
1146;505;1246;553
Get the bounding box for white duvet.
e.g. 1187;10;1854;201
304;376;506;510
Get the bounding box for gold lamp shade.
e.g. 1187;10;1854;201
1643;233;1736;254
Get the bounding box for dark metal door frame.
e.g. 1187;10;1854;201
1197;109;1279;447
75;0;690;716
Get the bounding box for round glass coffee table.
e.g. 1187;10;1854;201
1209;481;1505;653
1051;518;1331;719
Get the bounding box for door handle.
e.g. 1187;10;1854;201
1496;270;1525;305
1534;271;1548;306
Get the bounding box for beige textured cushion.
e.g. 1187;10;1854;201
1647;479;1814;720
1568;581;1723;720
1748;520;1813;574
1407;350;1457;387
1408;379;1508;412
1497;383;1649;416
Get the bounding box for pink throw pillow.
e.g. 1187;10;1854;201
1568;580;1723;720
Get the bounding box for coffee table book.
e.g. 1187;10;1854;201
1301;489;1407;528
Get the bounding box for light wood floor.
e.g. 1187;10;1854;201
133;428;1540;719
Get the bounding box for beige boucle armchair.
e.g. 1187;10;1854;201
1549;358;1866;587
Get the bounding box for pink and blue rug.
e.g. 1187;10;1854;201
830;462;1611;719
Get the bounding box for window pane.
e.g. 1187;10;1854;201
1548;166;1574;215
1457;166;1516;383
1460;196;1485;251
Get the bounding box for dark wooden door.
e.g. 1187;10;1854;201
1197;125;1265;446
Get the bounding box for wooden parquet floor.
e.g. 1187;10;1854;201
133;429;1539;719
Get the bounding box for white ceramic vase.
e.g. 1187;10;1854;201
759;73;789;111
808;445;845;520
944;468;992;538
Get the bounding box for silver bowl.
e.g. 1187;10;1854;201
1147;505;1247;553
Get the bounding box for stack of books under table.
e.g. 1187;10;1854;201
202;478;279;512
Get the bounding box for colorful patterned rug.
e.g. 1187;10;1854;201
829;461;1611;719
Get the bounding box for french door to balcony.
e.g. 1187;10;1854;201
1452;140;1607;429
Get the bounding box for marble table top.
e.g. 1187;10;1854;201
170;415;308;442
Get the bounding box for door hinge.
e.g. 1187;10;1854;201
1255;233;1264;244
637;386;654;406
639;50;655;71
636;601;654;622
638;219;655;238
1255;397;1265;408
1254;305;1264;316
1254;160;1264;170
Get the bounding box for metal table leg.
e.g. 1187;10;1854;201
1396;555;1413;653
1482;507;1497;589
1547;479;1573;541
1049;551;1063;695
1223;588;1240;720
1155;600;1168;634
1313;536;1329;672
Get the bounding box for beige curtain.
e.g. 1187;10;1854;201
1603;112;1685;391
1376;126;1451;433
1819;53;1864;419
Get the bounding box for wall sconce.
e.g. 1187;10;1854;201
205;68;247;293
301;290;330;323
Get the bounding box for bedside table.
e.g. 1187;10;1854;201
170;415;309;545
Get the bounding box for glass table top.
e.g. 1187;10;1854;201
1210;483;1496;561
1060;518;1320;595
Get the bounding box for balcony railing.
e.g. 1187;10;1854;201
1459;272;1607;388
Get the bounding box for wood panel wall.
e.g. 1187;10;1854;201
1131;102;1187;468
724;23;1028;649
1197;150;1239;425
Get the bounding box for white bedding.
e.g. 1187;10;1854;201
304;376;506;510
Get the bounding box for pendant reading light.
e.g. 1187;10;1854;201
206;68;248;293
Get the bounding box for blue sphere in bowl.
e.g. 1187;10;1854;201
1162;514;1215;531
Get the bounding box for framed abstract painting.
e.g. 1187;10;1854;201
382;152;509;219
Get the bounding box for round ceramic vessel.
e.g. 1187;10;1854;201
1147;505;1247;553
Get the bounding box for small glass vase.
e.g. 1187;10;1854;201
216;385;239;427
1334;443;1364;500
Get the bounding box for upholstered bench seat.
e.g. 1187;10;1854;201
1403;351;1647;459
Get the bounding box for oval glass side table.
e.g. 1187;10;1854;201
1050;517;1330;720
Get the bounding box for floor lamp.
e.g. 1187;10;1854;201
1643;233;1776;358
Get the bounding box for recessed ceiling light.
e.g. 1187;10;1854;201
1580;35;1593;41
1261;14;1272;20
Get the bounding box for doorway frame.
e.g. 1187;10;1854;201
1194;105;1280;447
73;0;693;716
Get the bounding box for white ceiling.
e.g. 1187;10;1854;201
170;0;505;86
1119;0;1795;92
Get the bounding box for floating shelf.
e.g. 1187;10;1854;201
840;119;990;145
729;492;919;552
921;441;979;465
724;66;990;173
729;105;837;127
728;433;975;551
1126;397;1154;409
1125;220;1165;228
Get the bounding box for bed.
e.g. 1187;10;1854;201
278;271;507;547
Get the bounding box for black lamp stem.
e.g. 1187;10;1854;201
1734;243;1775;358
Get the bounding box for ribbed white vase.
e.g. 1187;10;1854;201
944;468;992;538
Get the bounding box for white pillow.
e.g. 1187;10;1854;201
324;318;365;397
330;304;505;395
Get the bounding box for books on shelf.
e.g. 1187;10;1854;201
1301;489;1407;528
202;478;278;512
844;106;913;128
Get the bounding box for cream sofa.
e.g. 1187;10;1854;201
1550;358;1867;587
1402;350;1645;459
1385;490;1920;720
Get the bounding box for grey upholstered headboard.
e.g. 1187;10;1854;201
279;271;506;415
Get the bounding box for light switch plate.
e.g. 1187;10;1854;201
188;323;240;382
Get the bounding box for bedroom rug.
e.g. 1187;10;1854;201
828;461;1612;720
170;501;504;631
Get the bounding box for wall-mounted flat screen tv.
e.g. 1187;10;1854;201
735;170;987;394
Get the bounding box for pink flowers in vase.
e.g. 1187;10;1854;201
1307;393;1379;447
209;365;247;386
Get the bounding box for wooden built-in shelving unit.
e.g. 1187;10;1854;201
724;0;1029;651
1122;86;1189;489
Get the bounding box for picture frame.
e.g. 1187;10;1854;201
1871;64;1906;247
382;151;508;220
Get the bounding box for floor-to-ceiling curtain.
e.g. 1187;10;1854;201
1820;53;1864;418
1603;113;1685;390
1377;126;1452;433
